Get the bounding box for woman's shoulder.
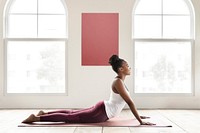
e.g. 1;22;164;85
112;78;124;87
113;77;121;82
112;78;123;94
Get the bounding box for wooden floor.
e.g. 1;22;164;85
0;109;199;133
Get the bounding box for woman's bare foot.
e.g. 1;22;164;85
22;114;39;123
37;110;45;116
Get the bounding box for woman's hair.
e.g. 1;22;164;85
109;55;125;73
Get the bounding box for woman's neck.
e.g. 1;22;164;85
116;74;126;81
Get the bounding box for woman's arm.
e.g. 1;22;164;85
126;98;143;124
114;79;155;125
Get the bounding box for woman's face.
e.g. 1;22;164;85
121;61;131;75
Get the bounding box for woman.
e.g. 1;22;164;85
22;55;155;125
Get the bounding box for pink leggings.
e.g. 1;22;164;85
40;101;109;123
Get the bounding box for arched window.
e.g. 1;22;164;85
4;0;67;93
133;0;194;93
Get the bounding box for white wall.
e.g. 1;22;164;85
66;0;135;108
0;0;200;109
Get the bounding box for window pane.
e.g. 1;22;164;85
9;0;37;13
38;15;66;38
7;41;65;93
135;0;161;14
8;15;37;37
163;16;190;38
38;0;65;14
135;42;191;93
134;16;161;38
163;0;190;15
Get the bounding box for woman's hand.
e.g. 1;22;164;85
140;116;150;119
141;121;156;126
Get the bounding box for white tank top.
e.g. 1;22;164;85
104;81;129;119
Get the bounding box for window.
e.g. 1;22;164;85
133;0;194;93
4;0;67;93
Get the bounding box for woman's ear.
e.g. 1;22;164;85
119;68;123;71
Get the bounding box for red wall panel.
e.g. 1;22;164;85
82;13;119;66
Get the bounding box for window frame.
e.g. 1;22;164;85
132;0;195;96
3;0;68;95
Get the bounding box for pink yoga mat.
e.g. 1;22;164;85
18;115;172;127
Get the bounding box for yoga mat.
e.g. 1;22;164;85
18;115;172;127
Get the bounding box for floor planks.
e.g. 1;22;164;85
0;109;199;133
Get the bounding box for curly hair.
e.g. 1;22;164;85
109;55;125;73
